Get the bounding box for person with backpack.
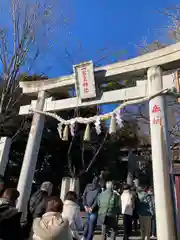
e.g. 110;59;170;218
0;188;23;240
29;181;53;218
25;181;53;238
137;186;154;240
82;176;101;240
98;181;120;240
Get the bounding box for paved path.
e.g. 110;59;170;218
94;235;141;240
93;229;142;240
80;213;156;240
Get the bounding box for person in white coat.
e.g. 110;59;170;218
62;191;83;240
121;184;134;240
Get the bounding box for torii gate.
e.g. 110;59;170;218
16;42;180;239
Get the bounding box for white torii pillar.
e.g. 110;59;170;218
17;91;47;220
0;137;11;176
148;66;176;239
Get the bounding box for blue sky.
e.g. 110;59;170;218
0;0;179;116
45;0;179;78
0;0;179;77
53;0;178;115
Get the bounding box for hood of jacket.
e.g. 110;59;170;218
138;190;147;200
63;200;79;208
33;212;72;240
62;200;80;222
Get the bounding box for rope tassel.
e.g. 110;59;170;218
57;123;63;139
62;125;69;141
83;124;90;141
109;115;116;134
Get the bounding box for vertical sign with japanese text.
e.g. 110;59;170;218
74;61;96;100
151;104;163;126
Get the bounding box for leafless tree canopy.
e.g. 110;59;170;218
128;5;180;145
160;5;180;42
137;5;180;55
0;0;70;137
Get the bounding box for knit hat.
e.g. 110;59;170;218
40;181;53;196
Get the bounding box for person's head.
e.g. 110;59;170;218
46;196;63;213
131;186;136;192
123;184;131;191
106;181;114;190
1;188;19;205
143;186;148;192
64;191;78;203
40;181;53;196
92;176;99;187
137;186;146;192
92;176;99;184
149;186;153;191
148;186;153;194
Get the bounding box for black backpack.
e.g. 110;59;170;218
0;205;23;240
29;190;46;215
0;204;17;222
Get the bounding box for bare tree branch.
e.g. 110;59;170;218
0;0;70;137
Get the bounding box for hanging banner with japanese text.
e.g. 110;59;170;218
74;61;96;100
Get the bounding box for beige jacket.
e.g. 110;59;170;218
62;200;83;240
32;212;73;240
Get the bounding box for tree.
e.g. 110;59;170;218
137;5;180;55
0;0;69;139
130;5;180;146
0;1;132;187
137;40;166;55
160;5;180;42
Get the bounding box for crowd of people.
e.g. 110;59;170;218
0;175;156;240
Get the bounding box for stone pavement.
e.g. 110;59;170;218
94;235;141;239
80;212;156;240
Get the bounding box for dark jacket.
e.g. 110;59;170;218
24;190;48;238
131;190;139;217
0;203;23;240
82;178;101;212
137;190;154;216
29;189;48;218
148;191;155;216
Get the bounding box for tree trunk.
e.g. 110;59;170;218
60;177;80;201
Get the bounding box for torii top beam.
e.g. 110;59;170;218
19;41;180;95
